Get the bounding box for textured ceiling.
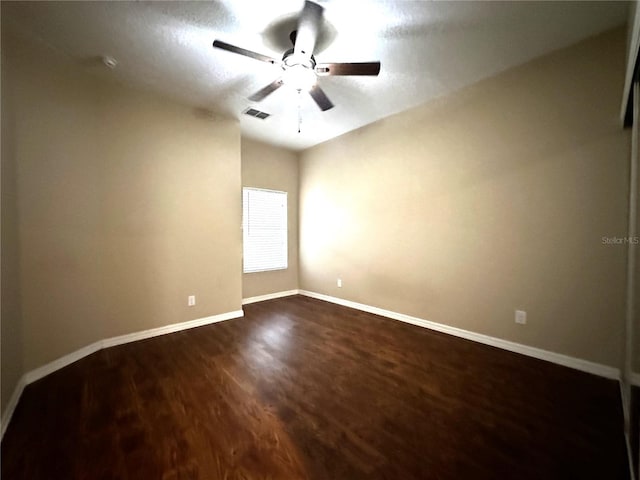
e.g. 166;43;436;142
3;1;630;151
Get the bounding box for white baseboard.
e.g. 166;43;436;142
242;290;300;305
0;309;244;440
24;340;104;385
0;376;26;439
616;370;640;480
299;290;620;380
622;378;637;480
620;381;636;480
625;431;637;480
102;310;244;349
621;381;631;429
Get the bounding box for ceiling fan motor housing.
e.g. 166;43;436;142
282;47;316;69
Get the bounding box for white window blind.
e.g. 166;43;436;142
242;187;288;273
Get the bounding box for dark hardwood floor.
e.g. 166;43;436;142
1;295;630;479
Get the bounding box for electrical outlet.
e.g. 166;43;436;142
188;295;196;307
337;278;342;288
515;310;526;325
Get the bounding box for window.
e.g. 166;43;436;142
242;187;288;273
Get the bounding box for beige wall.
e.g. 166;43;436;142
1;46;24;414
241;138;299;298
2;25;242;374
299;28;630;368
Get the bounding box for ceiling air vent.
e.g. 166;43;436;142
243;107;271;120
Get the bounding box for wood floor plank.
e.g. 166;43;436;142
1;295;630;479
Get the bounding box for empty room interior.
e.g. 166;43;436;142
2;1;640;479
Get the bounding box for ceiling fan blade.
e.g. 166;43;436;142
294;1;324;59
249;78;284;102
212;40;277;65
316;62;381;76
309;84;334;111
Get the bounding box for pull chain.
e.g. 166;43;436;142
297;90;302;134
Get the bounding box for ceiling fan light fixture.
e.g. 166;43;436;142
282;64;317;91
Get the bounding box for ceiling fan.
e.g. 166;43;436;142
212;0;381;112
